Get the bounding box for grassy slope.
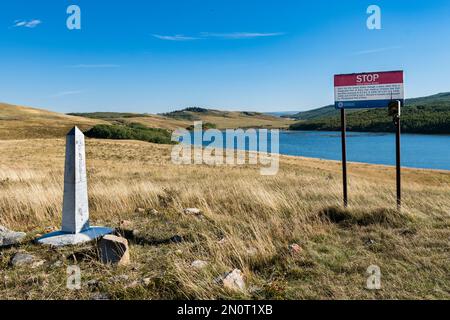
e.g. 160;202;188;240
0;103;106;139
69;112;189;131
290;93;450;120
75;109;294;130
161;108;294;129
0;138;449;299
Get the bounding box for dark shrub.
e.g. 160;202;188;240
85;123;174;145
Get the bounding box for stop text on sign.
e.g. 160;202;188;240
357;73;379;84
334;71;404;109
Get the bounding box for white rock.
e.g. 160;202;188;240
91;292;110;300
0;225;26;247
222;269;246;292
52;261;63;268
10;252;36;267
183;208;201;216
289;243;302;255
191;260;208;269
109;275;129;283
125;280;140;289
87;280;99;287
246;247;258;256
31;260;46;269
119;220;133;229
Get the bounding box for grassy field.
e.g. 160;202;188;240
0;137;449;299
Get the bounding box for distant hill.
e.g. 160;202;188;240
264;111;299;118
161;107;293;129
69;112;188;131
0;104;294;141
0;103;105;139
289;92;450;134
71;108;293;130
287;105;339;120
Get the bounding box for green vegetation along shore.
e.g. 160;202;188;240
289;93;450;134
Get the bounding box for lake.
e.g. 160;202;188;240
277;131;450;171
187;130;450;171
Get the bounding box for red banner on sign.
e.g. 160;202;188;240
334;71;404;87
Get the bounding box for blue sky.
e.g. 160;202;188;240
0;0;449;113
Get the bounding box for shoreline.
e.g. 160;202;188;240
2;136;450;174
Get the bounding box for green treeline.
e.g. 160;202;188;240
85;123;174;144
290;94;450;134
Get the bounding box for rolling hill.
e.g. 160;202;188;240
74;107;294;131
160;107;293;129
0;104;294;141
0;103;106;140
289;92;450;134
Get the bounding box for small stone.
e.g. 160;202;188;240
91;293;110;300
31;260;46;269
246;247;258;256
126;280;140;289
183;208;201;216
44;226;57;233
87;279;99;288
170;235;184;243
135;208;145;214
191;260;208;269
364;238;376;246
130;229;140;238
0;225;26;247
119;220;133;229
248;285;263;294
289;243;302;255
109;275;129;283
10;252;36;267
222;269;246;292
52;260;63;268
149;209;159;215
98;235;130;266
142;278;152;286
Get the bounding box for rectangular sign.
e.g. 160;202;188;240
334;71;404;109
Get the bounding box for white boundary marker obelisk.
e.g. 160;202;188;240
37;127;113;246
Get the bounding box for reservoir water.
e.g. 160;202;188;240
187;130;450;171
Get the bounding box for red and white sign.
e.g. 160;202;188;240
334;71;404;109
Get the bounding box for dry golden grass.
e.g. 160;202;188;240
118;115;189;131
0;103;106;139
0;137;449;300
193;111;294;129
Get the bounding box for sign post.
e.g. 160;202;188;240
389;100;402;209
334;71;404;209
340;108;348;207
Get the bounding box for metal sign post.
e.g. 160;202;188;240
340;108;348;207
389;100;402;210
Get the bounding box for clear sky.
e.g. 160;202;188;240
0;0;449;113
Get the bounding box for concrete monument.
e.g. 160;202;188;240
37;127;113;246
